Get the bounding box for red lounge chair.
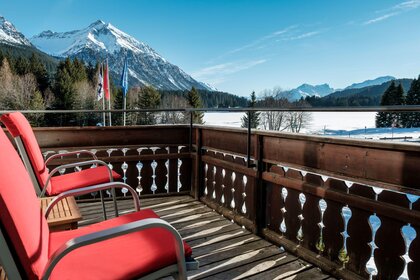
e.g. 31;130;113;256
0;128;194;279
1;112;121;219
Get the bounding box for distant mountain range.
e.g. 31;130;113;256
275;76;400;101
0;16;213;91
275;83;334;101
306;78;413;107
344;76;395;90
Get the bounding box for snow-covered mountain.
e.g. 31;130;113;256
345;76;395;90
276;83;334;101
31;20;213;91
0;16;32;46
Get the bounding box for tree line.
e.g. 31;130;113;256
375;77;420;128
0;50;245;126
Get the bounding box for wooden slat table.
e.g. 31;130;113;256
40;196;82;232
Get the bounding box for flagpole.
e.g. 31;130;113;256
102;94;106;126
123;97;126;126
121;57;128;127
108;98;112;126
107;59;112;127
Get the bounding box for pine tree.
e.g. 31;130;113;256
138;86;160;125
186;87;204;124
376;81;404;127
112;87;124;126
53;58;88;109
29;54;50;94
14;56;30;76
241;91;260;128
29;90;46;126
404;76;420;127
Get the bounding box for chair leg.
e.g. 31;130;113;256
111;188;119;217
99;190;107;220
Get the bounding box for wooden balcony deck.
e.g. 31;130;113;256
77;195;333;280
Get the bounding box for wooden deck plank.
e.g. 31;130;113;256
189;246;292;279
200;251;299;279
76;195;334;280
280;267;331;280
245;259;313;280
171;214;226;231
192;234;260;257
179;219;237;237
188;228;250;248
195;239;272;266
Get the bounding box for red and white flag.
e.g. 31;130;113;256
103;60;110;100
97;64;104;101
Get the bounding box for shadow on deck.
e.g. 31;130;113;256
77;195;334;280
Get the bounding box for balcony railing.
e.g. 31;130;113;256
2;107;420;280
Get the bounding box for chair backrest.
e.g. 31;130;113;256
0;128;50;279
1;112;50;192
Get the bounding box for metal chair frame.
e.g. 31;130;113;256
0;182;198;280
14;136;118;220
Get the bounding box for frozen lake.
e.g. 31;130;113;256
204;111;376;131
204;111;420;141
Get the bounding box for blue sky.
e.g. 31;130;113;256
1;0;420;96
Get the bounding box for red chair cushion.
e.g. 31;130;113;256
48;166;121;195
0;129;50;279
49;209;192;280
1;112;50;189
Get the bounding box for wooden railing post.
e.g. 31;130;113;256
254;134;265;235
192;127;203;200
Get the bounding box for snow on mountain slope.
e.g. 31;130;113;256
276;83;334;101
0;16;32;46
31;20;212;91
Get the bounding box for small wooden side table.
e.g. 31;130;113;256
40;196;82;232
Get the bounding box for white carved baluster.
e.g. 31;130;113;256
241;175;248;214
73;152;82;172
121;162;128;183
204;164;208;195
220;169;226;204
150;147;158;193
136;161;143;196
121;148;129;192
43;151;54;161
58;150;68;175
151;161;157;194
90;149;98;168
165;160;169;192
317;198;327;253
280;187;288;233
136;148;146;196
212;166;216;199
178;159;183;192
230;172;236;209
297;193;306;241
106;149;116;174
121;148;129;187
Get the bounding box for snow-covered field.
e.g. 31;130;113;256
205;111;418;279
204;112;420;142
